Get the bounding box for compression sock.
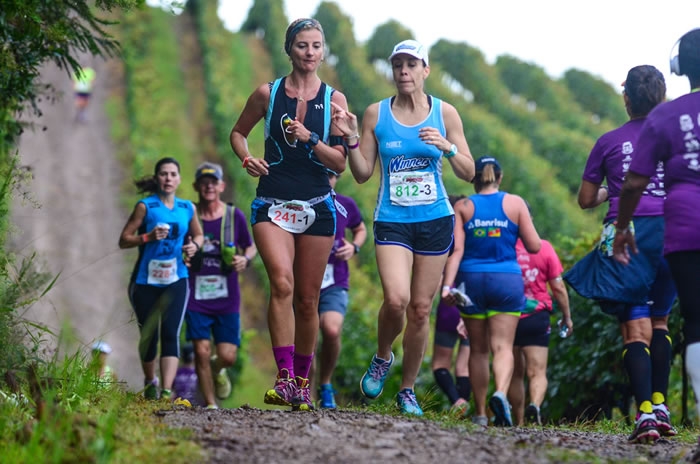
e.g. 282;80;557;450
650;328;672;403
685;343;700;418
433;368;460;404
622;342;653;414
293;352;314;380
456;376;472;402
272;345;295;377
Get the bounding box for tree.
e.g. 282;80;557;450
0;0;142;157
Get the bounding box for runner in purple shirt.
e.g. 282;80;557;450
312;171;367;409
566;65;677;444
613;28;700;457
186;162;257;409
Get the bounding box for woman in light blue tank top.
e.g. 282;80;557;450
330;39;476;416
119;157;203;400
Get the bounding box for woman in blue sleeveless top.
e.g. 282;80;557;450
229;18;350;411
118;157;203;400
443;156;541;427
331;39;476;416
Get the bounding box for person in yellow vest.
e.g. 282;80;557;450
73;66;96;123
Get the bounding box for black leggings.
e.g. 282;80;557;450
128;278;188;362
666;251;700;345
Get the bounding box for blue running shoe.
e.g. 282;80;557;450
360;352;394;399
396;388;423;416
318;384;337;409
489;391;513;427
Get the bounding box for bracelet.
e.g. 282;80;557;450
442;285;451;292
141;233;149;244
615;224;630;234
245;255;251;268
344;133;359;141
242;156;253;168
347;140;360;150
193;240;200;250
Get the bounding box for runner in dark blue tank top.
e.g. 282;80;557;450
442;156;541;427
229;18;351;411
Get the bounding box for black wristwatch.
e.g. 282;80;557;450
353;243;360;255
308;131;320;147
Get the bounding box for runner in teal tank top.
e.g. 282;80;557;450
330;39;476;416
119;157;203;401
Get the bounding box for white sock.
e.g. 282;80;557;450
685;342;700;418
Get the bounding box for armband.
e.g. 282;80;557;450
141;233;149;244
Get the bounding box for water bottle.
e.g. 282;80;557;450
557;319;569;339
221;242;236;273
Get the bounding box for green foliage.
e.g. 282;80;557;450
364;20;415;63
240;0;289;76
0;345;202;463
563;68;629;124
0;0;142;158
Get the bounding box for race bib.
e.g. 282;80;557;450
268;200;316;234
389;171;437;206
321;263;335;290
194;275;229;300
147;258;178;285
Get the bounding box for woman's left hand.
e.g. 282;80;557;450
330;101;358;136
419;127;449;153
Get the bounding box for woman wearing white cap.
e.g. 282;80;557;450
331;39;475;415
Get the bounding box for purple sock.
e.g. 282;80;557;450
294;352;315;380
272;345;295;377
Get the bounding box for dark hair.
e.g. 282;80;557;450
448;194;466;207
284;18;324;56
624;65;666;117
180;343;194;363
679;28;700;77
134;157;180;194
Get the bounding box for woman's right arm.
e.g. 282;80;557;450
512;195;541;253
348;103;380;184
118;202;148;249
230;83;270;177
442;199;468;296
577;180;609;209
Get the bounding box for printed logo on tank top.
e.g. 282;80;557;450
468;217;509;238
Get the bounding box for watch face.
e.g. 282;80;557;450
310;132;320;145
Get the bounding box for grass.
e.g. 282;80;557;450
0;344;203;464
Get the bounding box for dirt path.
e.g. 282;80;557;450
9;58;142;390
162;406;697;463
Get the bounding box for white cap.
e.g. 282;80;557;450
388;40;429;66
92;341;112;354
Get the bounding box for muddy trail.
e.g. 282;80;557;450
161;405;697;463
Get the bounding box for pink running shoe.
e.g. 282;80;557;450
264;369;297;407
